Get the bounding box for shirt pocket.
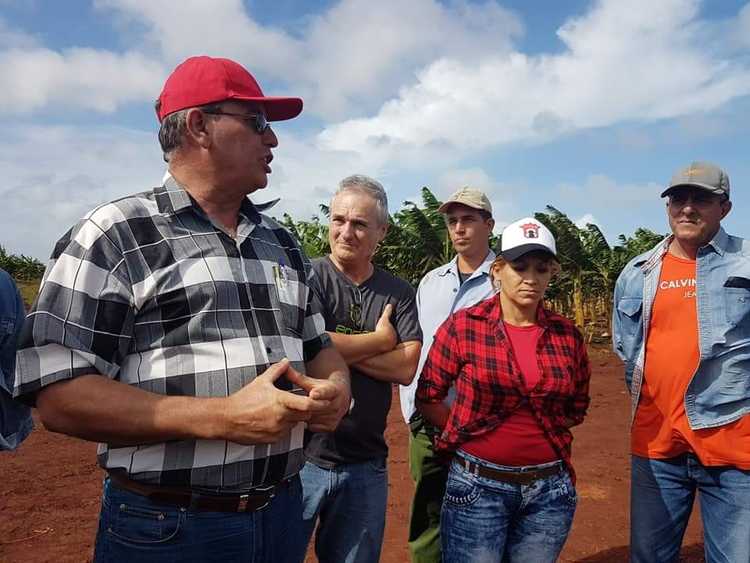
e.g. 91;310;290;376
617;297;643;319
269;265;305;337
723;268;750;329
616;297;643;342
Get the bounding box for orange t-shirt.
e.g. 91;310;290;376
631;252;750;469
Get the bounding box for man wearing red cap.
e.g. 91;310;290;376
14;56;350;562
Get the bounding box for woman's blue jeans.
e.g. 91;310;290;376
441;452;577;563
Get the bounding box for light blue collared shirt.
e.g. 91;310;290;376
399;251;496;423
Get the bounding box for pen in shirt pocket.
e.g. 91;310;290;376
272;264;290;289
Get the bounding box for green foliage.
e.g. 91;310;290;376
5;191;666;328
278;191;665;331
0;245;45;281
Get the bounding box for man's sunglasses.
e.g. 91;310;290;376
202;110;270;134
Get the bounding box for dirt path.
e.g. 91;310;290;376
0;348;705;562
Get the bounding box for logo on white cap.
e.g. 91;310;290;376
520;223;540;239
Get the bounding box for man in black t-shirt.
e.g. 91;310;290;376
292;175;422;563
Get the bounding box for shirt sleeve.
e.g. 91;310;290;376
393;284;422;344
566;329;591;425
14;217;136;404
301;258;332;362
612;266;629;362
416;316;460;404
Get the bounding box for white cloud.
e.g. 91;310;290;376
0;125;163;258
94;0;300;75
293;0;522;118
320;0;750;159
0;47;165;114
558;174;661;207
87;0;521;119
0;17;39;49
0;123;379;259
575;212;599;229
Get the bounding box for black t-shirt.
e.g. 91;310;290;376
304;256;421;466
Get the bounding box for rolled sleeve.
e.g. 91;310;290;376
14;220;135;404
394;286;422;344
416;317;460;404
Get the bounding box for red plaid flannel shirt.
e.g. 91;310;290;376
416;296;591;478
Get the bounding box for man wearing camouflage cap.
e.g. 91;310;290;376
400;187;496;563
613;162;750;562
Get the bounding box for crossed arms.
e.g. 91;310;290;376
327;303;421;386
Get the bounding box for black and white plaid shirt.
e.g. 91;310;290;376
15;177;331;491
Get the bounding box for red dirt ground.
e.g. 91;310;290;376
0;347;705;562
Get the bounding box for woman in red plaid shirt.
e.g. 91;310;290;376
416;217;591;563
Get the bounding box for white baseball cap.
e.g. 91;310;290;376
499;217;557;261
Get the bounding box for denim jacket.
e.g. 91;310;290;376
613;227;750;430
1;268;32;450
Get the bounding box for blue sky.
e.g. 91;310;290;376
2;0;750;259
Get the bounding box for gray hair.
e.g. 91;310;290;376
156;102;222;162
333;174;389;226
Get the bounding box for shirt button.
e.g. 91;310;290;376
266;347;272;354
453;288;457;293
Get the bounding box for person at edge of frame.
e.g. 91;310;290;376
613;161;750;563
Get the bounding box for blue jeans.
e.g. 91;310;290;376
631;454;750;563
93;475;304;563
441;452;577;563
292;458;388;563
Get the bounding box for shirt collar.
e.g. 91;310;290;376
467;293;551;329
640;225;729;272
438;250;496;278
156;174;279;224
705;226;728;256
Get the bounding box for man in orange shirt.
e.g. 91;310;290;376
613;162;750;563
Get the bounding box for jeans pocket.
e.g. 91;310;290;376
724;287;750;330
444;469;480;507
366;458;388;475
551;473;578;507
106;498;184;545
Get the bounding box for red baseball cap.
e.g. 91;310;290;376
156;56;303;123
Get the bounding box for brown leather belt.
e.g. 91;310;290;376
108;472;285;513
457;457;562;486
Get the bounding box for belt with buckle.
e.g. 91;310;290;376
457;457;562;486
108;472;284;513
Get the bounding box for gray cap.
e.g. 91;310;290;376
437;187;492;215
661;161;730;198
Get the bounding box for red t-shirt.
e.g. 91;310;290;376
462;322;560;466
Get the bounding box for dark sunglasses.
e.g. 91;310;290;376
202;110;270;134
667;189;726;208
